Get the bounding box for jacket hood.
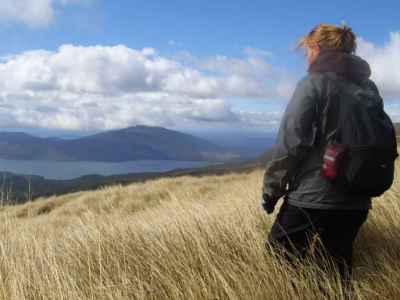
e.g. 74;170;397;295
308;48;371;83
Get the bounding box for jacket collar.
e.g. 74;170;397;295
308;48;371;83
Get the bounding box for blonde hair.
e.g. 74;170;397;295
297;23;357;53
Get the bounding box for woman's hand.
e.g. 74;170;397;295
261;193;279;214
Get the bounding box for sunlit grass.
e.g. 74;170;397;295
0;161;398;299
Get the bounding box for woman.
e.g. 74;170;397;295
261;23;395;281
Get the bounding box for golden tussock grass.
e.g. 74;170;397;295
0;163;399;299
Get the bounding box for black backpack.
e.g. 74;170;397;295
321;79;398;197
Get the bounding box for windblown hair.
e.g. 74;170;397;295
298;23;357;54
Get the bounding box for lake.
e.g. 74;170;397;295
0;159;221;180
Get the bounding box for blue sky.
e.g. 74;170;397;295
0;0;398;136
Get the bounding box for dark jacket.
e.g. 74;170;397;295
262;48;385;210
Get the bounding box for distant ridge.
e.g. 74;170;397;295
0;125;239;162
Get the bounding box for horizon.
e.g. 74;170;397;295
0;1;398;136
0;123;279;142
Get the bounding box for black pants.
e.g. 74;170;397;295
267;201;368;281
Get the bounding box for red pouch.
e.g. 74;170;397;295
321;144;348;181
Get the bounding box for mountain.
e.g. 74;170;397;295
0;126;239;162
5;121;398;203
189;130;276;160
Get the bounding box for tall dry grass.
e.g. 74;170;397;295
0;161;399;299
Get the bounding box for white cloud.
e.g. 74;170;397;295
0;0;88;27
0;0;53;27
357;32;400;99
194;50;295;99
243;47;273;58
59;0;92;5
0;44;290;131
0;91;237;131
236;109;284;128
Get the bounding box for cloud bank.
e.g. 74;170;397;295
0;45;290;131
357;32;400;99
0;0;88;27
0;31;397;132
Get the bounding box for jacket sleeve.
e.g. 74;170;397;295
262;75;320;199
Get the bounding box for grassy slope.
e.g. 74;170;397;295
0;162;399;299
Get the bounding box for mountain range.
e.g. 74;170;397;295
4;122;397;204
0;125;239;162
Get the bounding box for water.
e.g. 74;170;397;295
0;159;220;180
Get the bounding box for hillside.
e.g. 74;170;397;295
0;125;238;162
0;161;399;299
